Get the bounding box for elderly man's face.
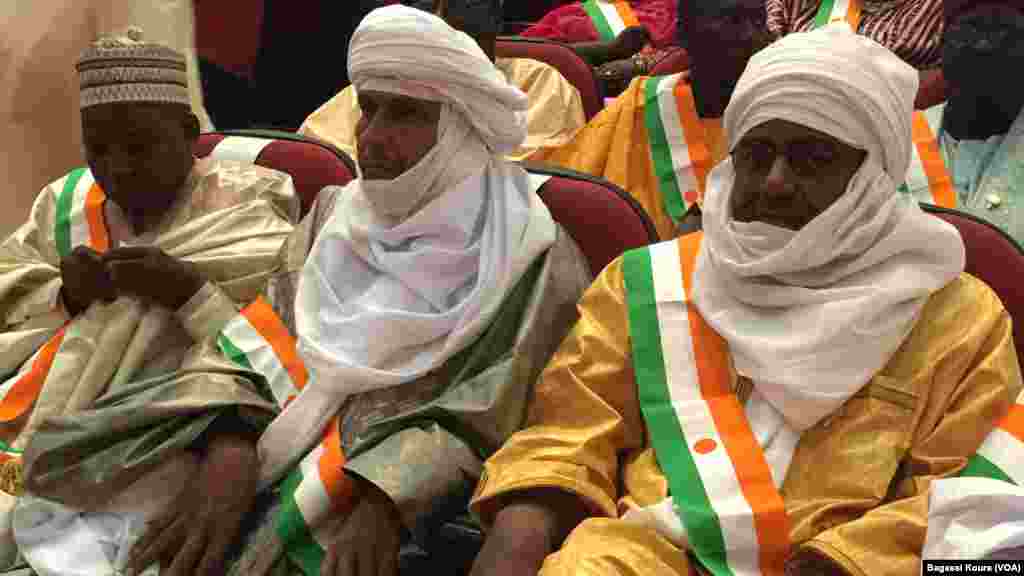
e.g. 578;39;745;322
356;91;442;181
681;0;771;73
730;120;867;230
82;102;198;219
942;4;1024;119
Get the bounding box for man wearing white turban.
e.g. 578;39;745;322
468;24;1022;576
120;5;592;576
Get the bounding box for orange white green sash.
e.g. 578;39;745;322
623;233;790;575
55;168;110;259
644;75;714;225
898;107;956;209
813;0;863;29
959;389;1024;485
581;0;639;42
218;298;355;575
0;325;69;426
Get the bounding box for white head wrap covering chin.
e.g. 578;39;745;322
694;23;966;432
257;5;555;490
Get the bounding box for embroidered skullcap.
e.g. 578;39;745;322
76;27;190;109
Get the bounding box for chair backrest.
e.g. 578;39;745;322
922;204;1024;362
194;130;356;217
497;37;603;120
525;163;659;274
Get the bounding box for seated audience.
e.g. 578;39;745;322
0;31;298;574
901;0;1024;245
530;0;770;240
469;24;1021;576
300;0;586;162
15;6;590;575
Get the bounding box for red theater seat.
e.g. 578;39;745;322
194;130;356;217
526;163;659;274
923;204;1024;367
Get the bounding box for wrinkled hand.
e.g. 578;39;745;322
610;25;650;59
597;58;641;81
321;480;403;576
103;246;206;310
59;245;116;316
128;434;259;576
784;549;847;576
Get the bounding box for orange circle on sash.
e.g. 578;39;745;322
694;438;717;454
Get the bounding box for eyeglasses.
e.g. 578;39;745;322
731;139;844;179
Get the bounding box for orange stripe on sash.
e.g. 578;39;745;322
0;326;68;422
614;2;640;27
241;297;309;390
318;416;356;514
678;233;790;574
674;85;713;205
844;1;862;29
911;112;956;209
999;405;1024;445
84;183;110;253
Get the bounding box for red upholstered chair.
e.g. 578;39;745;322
922;204;1024;366
194;130;357;218
497;36;604;120
525;163;659;274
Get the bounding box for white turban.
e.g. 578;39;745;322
347;5;529;155
724;22;918;180
694;24;965;432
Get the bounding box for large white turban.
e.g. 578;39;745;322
694;24;966;432
347;5;529;155
724;21;918;180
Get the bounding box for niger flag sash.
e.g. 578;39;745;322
581;0;639;42
623;233;790;575
813;0;863;30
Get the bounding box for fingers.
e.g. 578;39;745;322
378;534;399;576
193;520;235;576
128;512;186;576
166;526;207;576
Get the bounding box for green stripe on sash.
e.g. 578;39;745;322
277;469;326;575
217;334;255;371
813;0;837;29
622;248;733;575
643;77;687;225
582;0;616;42
960;453;1016;485
56;168;87;259
0;441;22;455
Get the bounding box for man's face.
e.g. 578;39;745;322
355;91;442;181
681;0;772;75
730;119;867;231
942;4;1024;120
82;102;198;216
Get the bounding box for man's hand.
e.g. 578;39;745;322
127;433;259;576
103;247;206;310
320;479;403;576
469;490;588;576
59;245;116;316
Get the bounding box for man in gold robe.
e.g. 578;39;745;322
468;24;1022;576
0;31;297;575
529;0;770;240
298;0;586;163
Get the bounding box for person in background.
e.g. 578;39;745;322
300;0;586;163
468;24;1020;576
900;0;1024;245
529;0;771;240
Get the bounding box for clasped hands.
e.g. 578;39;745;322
59;245;205;316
